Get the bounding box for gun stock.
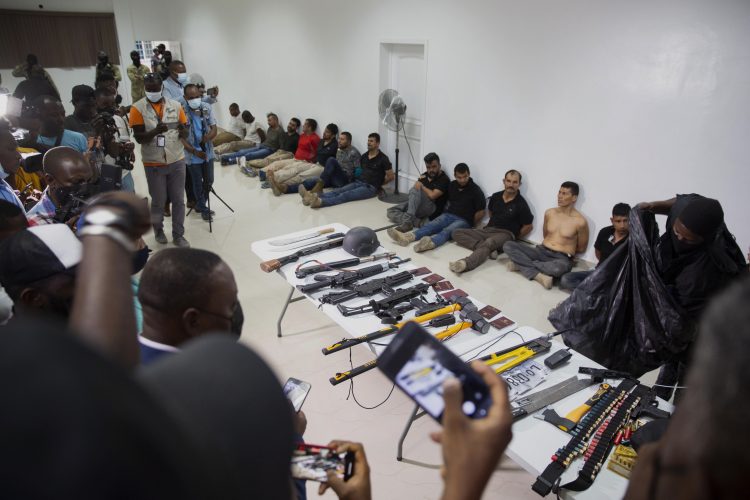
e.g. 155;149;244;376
260;259;282;273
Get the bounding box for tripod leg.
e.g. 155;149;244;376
201;161;212;233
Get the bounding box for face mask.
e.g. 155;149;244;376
187;98;202;110
670;230;702;255
146;90;162;103
176;72;189;85
40;290;74;318
230;302;244;338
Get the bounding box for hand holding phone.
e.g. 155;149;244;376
283;377;311;412
317;441;371;500
291;443;354;483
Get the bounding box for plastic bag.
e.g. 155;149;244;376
548;209;691;376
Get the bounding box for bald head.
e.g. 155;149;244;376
42;147;92;206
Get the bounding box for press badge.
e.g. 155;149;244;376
156;135;166;147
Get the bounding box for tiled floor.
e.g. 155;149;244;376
132;163;578;499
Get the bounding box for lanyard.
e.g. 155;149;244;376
148;101;164;124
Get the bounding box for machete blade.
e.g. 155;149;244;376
510;376;598;421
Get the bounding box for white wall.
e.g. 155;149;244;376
3;0;749;260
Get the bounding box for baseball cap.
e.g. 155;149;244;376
71;84;95;103
0;225;81;289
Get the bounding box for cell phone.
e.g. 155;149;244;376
156;135;166;147
291;443;354;482
283;377;312;412
378;322;492;422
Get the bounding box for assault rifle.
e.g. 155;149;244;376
319;270;416;305
296;258;411;294
295;252;397;279
260;235;345;272
336;282;430;317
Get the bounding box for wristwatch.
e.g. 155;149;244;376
80;208;136;252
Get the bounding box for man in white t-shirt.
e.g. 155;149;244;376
212;103;245;146
213;111;266;155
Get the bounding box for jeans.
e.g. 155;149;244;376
144;160;186;237
318;180;377;207
453;227;514;271
413;213;469;247
503;242;573;280
187;162;215;213
222;146;272;162
386;186;436;225
559;270;593;290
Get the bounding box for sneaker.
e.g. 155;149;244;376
241;166;253;176
299;185;311;205
186;200;195;209
201;211;212;221
449;259;467;274
154;229;168;244
220;156;235;166
246;167;258;177
414;236;436;253
387;228;416;246
489;250;499;260
506;260;519;272
270;178;286;196
395;221;414;233
310;180;325;194
309;195;322;209
260;181;271;189
173;236;190;248
533;272;553;290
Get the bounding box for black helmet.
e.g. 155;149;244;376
343;227;379;257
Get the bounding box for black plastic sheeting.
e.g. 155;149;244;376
549;209;694;376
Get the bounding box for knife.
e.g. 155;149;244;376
510;376;599;421
268;227;335;246
269;232;345;252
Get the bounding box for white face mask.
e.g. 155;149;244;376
146;89;163;103
187;98;202;110
177;72;189;85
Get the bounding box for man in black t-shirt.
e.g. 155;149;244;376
559;203;631;290
388;163;486;253
308;133;393;208
386;152;450;232
449;170;534;273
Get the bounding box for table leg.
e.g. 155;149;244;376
397;403;427;461
277;283;305;337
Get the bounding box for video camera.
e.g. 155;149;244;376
92;111;134;171
53;163;122;224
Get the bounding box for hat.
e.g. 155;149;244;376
678;197;724;239
71;84;95;103
0;225;81;289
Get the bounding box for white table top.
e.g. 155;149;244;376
252;224;672;499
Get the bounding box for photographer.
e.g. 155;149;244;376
129;73;190;248
63;85;97;137
92;88;136;193
181;84;217;221
26;146;94;227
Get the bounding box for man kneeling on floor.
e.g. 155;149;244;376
449;169;533;273
504;181;589;289
388;163;486;253
386;152;449;232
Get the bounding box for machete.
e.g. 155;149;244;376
510;376;600;421
268;227;336;246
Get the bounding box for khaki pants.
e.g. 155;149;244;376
212;128;241;147
453;227;515;271
248;150;293;169
214;140;256;155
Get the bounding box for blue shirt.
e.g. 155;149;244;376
162;77;217;108
0;179;25;212
37;129;88;154
138;335;180;365
184;103;217;163
26;189;57;226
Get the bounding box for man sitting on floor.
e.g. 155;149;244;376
388;163;486;253
386;152;449;232
268;123;339;196
305;133;393;209
559;202;630;290
214;111;270;156
257;118;320;187
136;248;241;364
504;181;589;289
298;131;360;201
212;103;245;146
239;118;300;172
449;169;533;273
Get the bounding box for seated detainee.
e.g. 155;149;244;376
559;202;630;290
298;131;361;198
237;118;300;172
257;118;319;185
304;132;393;209
268;123;339;195
388;163;486;253
504;181;589;289
214;111;270;155
212;103;245;146
449;169;533;274
386;152;450;232
136;248;241;365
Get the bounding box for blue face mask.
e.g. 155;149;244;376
187;98;202;110
176;72;189;85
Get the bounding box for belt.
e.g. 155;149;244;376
541;245;573;259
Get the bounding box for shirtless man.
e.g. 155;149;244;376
503;181;589;289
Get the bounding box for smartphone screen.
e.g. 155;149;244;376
283;377;312;412
378;322;492;422
291;443;354;482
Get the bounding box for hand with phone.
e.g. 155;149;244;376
317;441;371;500
431;361;513;500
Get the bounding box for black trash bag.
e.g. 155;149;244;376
549;209;692;376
